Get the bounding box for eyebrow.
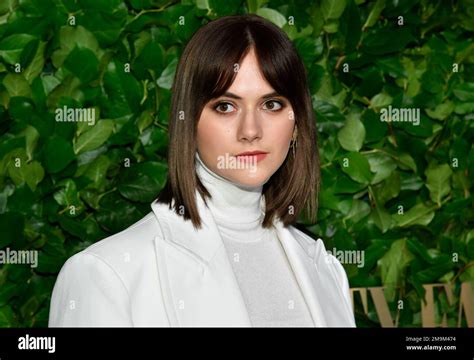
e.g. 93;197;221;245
220;91;282;100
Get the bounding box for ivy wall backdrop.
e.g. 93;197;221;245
0;0;473;327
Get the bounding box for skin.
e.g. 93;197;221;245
196;47;295;188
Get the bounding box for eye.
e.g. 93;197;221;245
213;102;236;114
263;100;284;111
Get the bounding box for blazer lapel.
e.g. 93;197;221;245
151;194;252;327
151;192;329;327
272;220;328;327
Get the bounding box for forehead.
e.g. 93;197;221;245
227;48;274;95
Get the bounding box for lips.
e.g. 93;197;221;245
235;151;268;163
236;150;268;156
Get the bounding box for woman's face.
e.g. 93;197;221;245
196;48;295;188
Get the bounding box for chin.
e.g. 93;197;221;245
230;170;271;188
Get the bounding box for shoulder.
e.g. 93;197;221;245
81;212;160;259
58;212;162;282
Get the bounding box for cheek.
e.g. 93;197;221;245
266;117;294;152
197;111;229;156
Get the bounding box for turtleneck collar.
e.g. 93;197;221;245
195;151;268;241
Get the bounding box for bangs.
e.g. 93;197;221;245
191;16;308;111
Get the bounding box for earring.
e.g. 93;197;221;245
291;127;298;157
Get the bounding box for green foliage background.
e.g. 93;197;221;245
0;0;473;327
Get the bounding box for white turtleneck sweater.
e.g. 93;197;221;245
195;152;314;327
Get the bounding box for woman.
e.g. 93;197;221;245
48;14;356;327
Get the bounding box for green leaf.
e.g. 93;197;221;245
362;109;388;142
23;41;46;83
0;212;25;248
103;60;143;116
414;262;456;283
58;215;101;242
407;238;450;265
246;0;262;13
319;187;343;211
53;179;83;210
373;171;400;205
256;8;287;28
370;204;392;234
363;0;386;29
361;240;391;272
337;114;366;152
339;0;362;52
454;101;474;115
118;162;167;202
79;154;111;191
3;74;31;98
400;173;423;191
7;155;44;192
378;239;414;302
0;34;37;64
0;283;18;307
0;0;18;15
0;306;16;327
321;0;347;20
453;82;474;102
369;186;393;233
19;38;39;69
78;8;127;47
339;152;373;184
73;120;114;155
156;57;178;90
313;100;345;125
75;0;123;11
95;191;143;233
421;67;445;94
36;232;67;274
363;28;415;55
344;199;371;223
134;40;165;76
384;148;418;172
43;136;76;174
51;25;101;68
294;37;324;65
375;56;404;78
63;46;99;83
425;164;453;206
8;96;35;123
208;0;241;17
25;162;45;191
399;57;424;97
333;174;366;194
370;92;393;110
136;110;154;133
366;152;397;184
393;203;437;227
18;125;39;160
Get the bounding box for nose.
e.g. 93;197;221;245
237;108;262;143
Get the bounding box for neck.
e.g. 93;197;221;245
195;152;266;233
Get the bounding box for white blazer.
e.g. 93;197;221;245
48;191;356;327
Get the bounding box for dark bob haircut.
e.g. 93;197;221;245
155;14;320;230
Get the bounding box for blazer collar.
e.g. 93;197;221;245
151;191;329;327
